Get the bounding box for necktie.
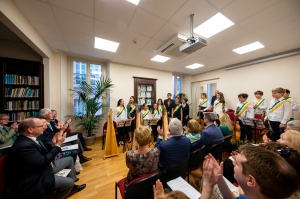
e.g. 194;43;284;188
48;123;53;131
2;126;8;132
37;138;56;167
168;99;170;106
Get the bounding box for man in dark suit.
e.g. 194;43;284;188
155;118;191;169
195;112;224;155
5;118;86;199
164;93;175;118
210;90;219;106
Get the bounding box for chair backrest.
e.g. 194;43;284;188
228;112;235;121
125;170;163;199
222;135;232;151
209;142;224;162
227;109;235;112
254;114;262;119
103;122;108;130
164;158;189;182
188;146;204;171
0;155;7;198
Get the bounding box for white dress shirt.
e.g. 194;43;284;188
288;98;299;118
236;101;254;119
252;98;267;114
114;106;127;123
199;98;210;111
267;97;292;124
214;100;227;114
152;110;161;119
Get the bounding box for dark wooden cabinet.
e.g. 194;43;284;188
133;76;157;107
0;57;44;122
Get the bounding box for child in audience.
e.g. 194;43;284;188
266;87;292;141
252;90;267;114
236;93;253;143
284;89;299;120
218;113;233;136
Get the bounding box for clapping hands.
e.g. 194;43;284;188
202;154;223;187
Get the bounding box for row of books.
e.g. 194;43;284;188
4;87;39;98
5;100;39;111
4;74;39;85
7;111;39;122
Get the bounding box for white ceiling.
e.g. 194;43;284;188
11;0;300;75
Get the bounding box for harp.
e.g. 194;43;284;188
162;105;168;140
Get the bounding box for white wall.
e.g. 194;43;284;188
192;55;300;119
109;63;173;109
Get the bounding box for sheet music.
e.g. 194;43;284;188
63;135;78;143
124;119;132;127
223;176;238;194
55;169;71;177
167;177;201;199
117;121;125;128
61;144;78;151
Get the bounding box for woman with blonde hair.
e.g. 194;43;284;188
125;126;160;187
185;119;202;151
218;113;233;136
286;120;300;132
277;130;300;151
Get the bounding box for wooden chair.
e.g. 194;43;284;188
102;121;118;149
115;170;163;199
208;142;224;163
187;146;204;182
163;158;189;183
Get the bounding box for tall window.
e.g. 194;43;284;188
73;61;102;115
172;75;182;98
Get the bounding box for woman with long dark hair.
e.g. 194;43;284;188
126;96;138;143
157;98;163;127
172;96;182;122
114;99;127;146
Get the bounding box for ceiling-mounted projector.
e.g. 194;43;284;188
179;14;207;54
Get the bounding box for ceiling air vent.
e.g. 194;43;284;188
156;34;189;59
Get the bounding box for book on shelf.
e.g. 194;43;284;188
5;74;39;85
7;111;39;122
5;87;39;98
5;100;39;111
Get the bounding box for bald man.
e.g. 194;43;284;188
211;90;219;106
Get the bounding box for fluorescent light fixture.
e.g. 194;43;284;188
185;63;204;69
233;42;264;54
127;0;140;5
194;13;234;38
151;55;170;63
94;37;119;52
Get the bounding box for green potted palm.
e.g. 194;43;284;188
68;77;113;145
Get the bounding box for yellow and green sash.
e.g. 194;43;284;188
269;99;289;113
215;102;222;109
200;99;208;106
255;98;265;107
129;105;136;114
153;110;158;117
172;104;182;114
237;102;250;117
158;105;162;112
117;107;124;117
142;110;150;119
284;97;292;102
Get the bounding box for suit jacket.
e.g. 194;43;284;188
155;136;191;169
211;95;216;106
194;124;224;155
38;121;59;150
163;99;175;117
5;135;61;199
0;126;16;148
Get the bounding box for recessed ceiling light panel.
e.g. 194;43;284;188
185;63;204;69
194;12;234;38
151;55;170;63
233;42;265;54
94;37;119;52
127;0;140;5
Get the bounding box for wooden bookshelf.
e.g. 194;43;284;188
133;77;157;107
0;57;44;122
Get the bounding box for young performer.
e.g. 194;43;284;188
126;96;138;143
151;103;161;141
114;99;127;146
236;93;254;142
163;93;174;118
213;92;227;115
181;98;190;127
267;87;292;141
172;96;183;122
284;89;299;120
141;103;152;126
198;93;210;121
157;98;163;127
252;90;267;114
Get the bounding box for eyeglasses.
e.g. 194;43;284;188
276;147;298;156
35;125;44;128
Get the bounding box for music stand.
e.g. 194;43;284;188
240;117;265;144
149;119;158;146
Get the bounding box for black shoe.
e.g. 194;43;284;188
76;171;80;175
75;178;79;182
67;184;86;197
84;147;92;151
80;157;91;164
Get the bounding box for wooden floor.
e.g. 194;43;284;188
70;137;128;199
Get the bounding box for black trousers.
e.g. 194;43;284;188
269;121;284;141
117;127;126;142
238;119;252;142
151;124;158;141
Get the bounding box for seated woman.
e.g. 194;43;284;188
286;120;300;131
185;119;202;152
277;130;300;151
218;113;233;136
125;126;160;188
